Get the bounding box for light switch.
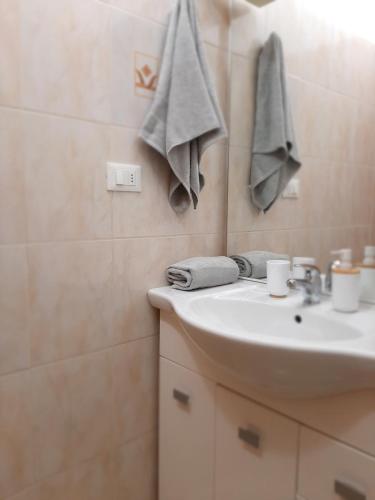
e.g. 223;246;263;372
115;170;125;186
282;178;300;199
107;162;142;192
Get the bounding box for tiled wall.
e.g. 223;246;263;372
228;0;375;266
0;0;230;498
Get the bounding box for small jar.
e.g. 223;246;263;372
332;266;360;313
330;249;360;313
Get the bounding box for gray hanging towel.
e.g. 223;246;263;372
250;32;301;212
139;0;227;213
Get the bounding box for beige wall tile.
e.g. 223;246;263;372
356;38;375;110
28;241;114;366
109;127;181;238
288;79;355;165
0;246;30;376
198;0;230;50
25;114;111;243
227;146;253;233
227;229;292;257
265;0;333;87
0;0;21;106
112;233;223;343
230;54;257;148
228;0;374;263
0;372;34;498
110;127;227;238
228;147;305;234
112;432;157;500
231;0;267;57
109;5;228;129
9;454;114;500
101;0;230;49
205;43;230;123
100;0;173;25
288;77;333;160
111;338;158;445
30;351;114;481
329;29;361;98
0;0;230;498
20;0;111;122
110;10;165;127
0;109;27;244
351;103;375;167
348;166;374;227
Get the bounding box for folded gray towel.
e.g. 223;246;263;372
250;32;301;212
167;256;239;291
139;0;227;213
230;251;289;278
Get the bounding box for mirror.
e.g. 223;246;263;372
227;0;375;269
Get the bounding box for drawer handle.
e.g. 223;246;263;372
238;427;261;449
173;389;190;405
334;480;366;500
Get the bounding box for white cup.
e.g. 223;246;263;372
267;260;291;298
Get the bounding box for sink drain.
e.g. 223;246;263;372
295;315;303;324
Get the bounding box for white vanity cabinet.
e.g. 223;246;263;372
298;428;375;500
158;310;375;500
159;358;216;500
215;386;299;500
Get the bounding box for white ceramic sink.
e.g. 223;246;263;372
149;281;375;398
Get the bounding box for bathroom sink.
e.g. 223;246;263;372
149;282;375;398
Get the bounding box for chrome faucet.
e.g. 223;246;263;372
287;264;322;305
325;259;340;293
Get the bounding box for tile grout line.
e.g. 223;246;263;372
230;50;369;103
94;0;231;53
5;428;158;500
0;232;225;248
0;333;157;382
228;225;373;235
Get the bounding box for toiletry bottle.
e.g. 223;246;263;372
331;249;360;313
359;246;375;304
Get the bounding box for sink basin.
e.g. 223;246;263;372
186;297;361;344
149;281;375;398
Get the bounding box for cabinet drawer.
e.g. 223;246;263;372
298;427;375;500
159;358;215;500
215;386;299;500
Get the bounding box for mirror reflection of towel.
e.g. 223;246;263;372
250;32;301;212
140;0;227;213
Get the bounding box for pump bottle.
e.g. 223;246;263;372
331;249;360;313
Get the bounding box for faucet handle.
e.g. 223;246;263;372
290;263;322;305
295;263;321;281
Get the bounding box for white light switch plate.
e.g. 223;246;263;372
282;178;300;199
106;162;142;192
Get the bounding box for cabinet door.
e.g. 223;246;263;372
159;358;215;500
215;386;299;500
298;427;375;500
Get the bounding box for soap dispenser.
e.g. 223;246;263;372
331;249;360;313
359;246;375;303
